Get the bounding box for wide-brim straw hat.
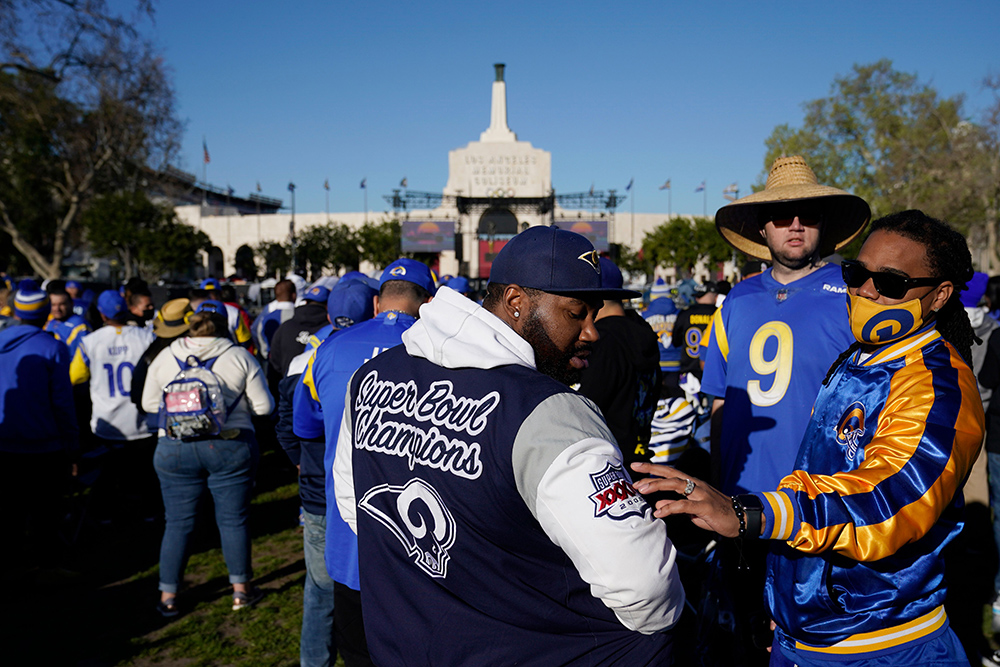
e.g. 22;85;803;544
153;298;193;338
715;156;871;260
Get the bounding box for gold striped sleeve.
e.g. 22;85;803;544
777;346;983;561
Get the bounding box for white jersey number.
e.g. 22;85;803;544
747;321;793;407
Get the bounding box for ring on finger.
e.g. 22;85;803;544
683;479;695;496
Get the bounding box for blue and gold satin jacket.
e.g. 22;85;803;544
754;324;984;659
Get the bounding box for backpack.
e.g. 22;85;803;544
158;346;244;440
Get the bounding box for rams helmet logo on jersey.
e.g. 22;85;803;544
835;401;867;461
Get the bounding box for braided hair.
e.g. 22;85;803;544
868;210;977;365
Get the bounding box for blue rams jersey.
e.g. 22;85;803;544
45;314;90;358
753;325;983;659
641;297;682;371
295;311;416;589
701;264;854;494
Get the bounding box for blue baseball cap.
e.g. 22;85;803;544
598;257;624;290
490;226;639;300
446;276;471;295
327;280;378;328
13;288;50;321
303;284;330;303
195;299;228;315
96;290;127;320
200;278;220;290
65;279;81;291
340;271;381;291
380;258;436;293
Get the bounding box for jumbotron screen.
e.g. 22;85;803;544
559;220;608;251
401;220;454;253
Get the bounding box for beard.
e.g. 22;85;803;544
520;308;591;386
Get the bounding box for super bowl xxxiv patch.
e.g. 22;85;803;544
589;463;648;521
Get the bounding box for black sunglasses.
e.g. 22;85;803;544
841;259;941;300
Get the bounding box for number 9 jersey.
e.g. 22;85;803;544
701;264;854;495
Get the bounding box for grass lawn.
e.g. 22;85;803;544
3;445;343;666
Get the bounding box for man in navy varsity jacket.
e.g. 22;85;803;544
334;227;685;666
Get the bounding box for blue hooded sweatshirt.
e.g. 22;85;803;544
0;324;78;453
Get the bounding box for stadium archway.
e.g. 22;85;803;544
207;246;224;278
477;207;518;237
234;244;256;280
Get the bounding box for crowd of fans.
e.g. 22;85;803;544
4;156;1000;666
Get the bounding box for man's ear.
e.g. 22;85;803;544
929;281;954;314
373;294;381;315
503;285;528;325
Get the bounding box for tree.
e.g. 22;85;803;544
298;222;359;279
760;60;985;246
356;219;402;270
255;241;291;279
82;191;209;282
0;1;181;279
642;216;735;276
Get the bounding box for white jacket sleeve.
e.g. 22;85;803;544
512;393;685;634
333;384;357;533
237;348;274;416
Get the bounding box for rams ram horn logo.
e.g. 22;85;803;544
835;401;867;462
390;265;407;277
578;250;601;273
358;478;456;578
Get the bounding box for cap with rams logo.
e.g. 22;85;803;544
96;290;127;320
489;225;639;300
379;258;436;293
14;288;50;321
302;284;331;303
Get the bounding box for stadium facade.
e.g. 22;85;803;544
175;65;685;279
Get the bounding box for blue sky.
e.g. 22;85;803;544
144;0;999;223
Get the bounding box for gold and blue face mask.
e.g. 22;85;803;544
847;292;925;345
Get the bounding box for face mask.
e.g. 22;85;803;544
965;306;986;329
847;292;926;345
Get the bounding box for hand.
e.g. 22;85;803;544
630;462;741;538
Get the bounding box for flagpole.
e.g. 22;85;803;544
668;189;672;220
703;182;707;217
326;182;330;222
630;180;635;248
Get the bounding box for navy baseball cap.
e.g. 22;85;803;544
380;258;436;293
303;284;331;303
327;280;377;328
490;226;639;300
598;257;624;290
96;290;127;320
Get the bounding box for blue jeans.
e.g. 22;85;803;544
301;509;336;666
153;434;259;594
989;452;1000;594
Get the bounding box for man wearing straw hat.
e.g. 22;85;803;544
699;156;870;664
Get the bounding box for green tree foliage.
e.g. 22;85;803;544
298;222;360;279
642;216;734;275
255;241;290;279
0;1;180;279
82;191;209;281
356;219;402;269
760;60;998;262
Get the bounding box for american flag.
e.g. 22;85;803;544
202;139;210;164
659;179;671;190
695;181;705;192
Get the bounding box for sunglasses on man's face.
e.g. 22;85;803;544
840;259;940;300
